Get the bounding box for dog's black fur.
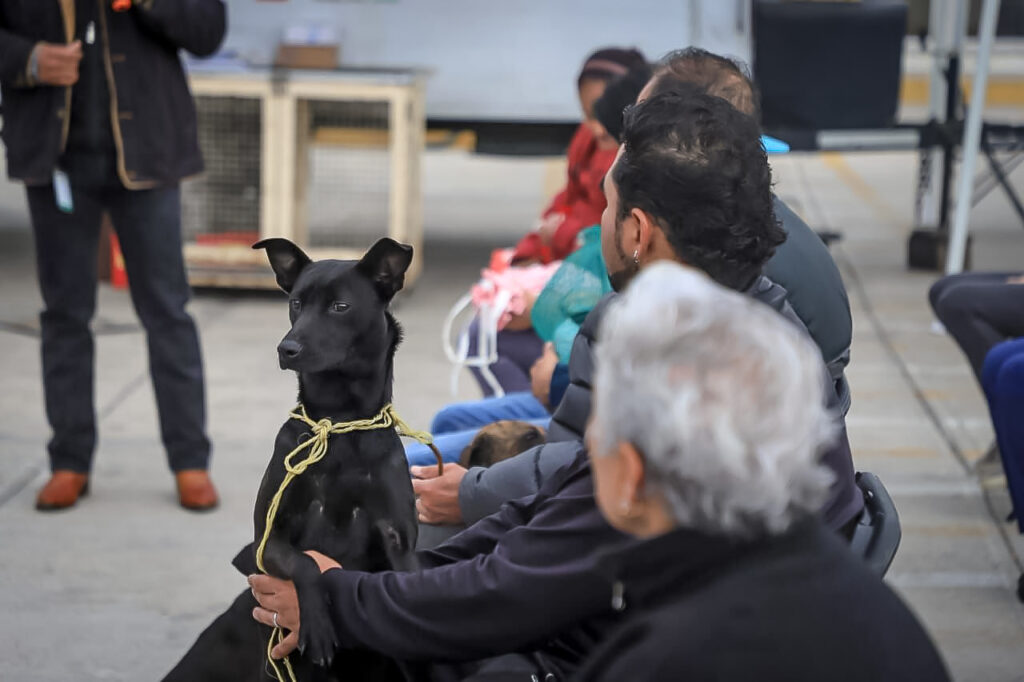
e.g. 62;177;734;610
162;238;418;682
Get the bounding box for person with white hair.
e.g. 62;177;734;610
575;262;950;681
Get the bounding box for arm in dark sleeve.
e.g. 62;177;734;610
319;467;617;661
415;493;533;569
548;362;570;410
0;27;37;87
458;441;582;525
133;0;227;57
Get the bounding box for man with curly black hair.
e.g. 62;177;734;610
597;88;860;532
604;84;783;293
640;48;853;417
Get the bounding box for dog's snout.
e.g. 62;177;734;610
278;339;303;361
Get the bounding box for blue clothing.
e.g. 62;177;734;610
431;392;550;433
406;393;550;467
982;338;1024;533
761;134;790;153
549;363;570;409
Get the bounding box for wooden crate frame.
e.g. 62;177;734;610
183;68;427;288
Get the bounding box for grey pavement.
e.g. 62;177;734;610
1;147;1023;681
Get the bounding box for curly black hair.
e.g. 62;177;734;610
613;87;785;291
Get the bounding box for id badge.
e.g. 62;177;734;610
53;169;74;213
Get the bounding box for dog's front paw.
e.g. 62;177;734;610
296;586;339;667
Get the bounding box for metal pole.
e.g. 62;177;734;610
945;0;1002;274
938;0;969;233
918;0;955;228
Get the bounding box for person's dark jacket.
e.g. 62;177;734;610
768;196;853;412
572;520;951;682
320;447;628;680
460;278;864;531
0;0;226;187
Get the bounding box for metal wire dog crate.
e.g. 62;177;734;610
182;68;427;288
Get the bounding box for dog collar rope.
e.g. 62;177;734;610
256;403;443;682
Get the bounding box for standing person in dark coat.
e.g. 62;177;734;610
573;262;949;682
0;0;226;510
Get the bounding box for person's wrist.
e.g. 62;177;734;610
27;44;40;85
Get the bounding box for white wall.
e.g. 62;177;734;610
219;0;750;121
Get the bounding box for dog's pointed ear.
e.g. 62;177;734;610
356;238;413;301
252;238;312;293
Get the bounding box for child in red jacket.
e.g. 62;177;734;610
464;48;649;399
512;48;647;265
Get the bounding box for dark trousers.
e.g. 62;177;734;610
928;272;1024;386
26;182;210;473
466;318;545;397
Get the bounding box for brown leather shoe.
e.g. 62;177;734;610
175;470;219;511
35;471;90;511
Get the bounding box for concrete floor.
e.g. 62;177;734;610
1;146;1023;680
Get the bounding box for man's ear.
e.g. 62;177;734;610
252;238;312;294
630;208;657;260
356;238;414;301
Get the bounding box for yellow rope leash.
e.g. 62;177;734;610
256;403;442;682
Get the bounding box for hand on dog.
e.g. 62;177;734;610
249;574;301;659
410;464;467;524
248;552;342;659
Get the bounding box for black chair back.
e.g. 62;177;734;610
849;471;902;576
753;1;908;132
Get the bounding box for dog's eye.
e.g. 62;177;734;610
331;302;350;313
290;299;301;311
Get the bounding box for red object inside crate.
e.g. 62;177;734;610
195;231;261;247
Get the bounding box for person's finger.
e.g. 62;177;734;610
415;497;432;523
252;606;277;628
411;477;433;495
410;465;439;480
67;40;83;57
250;588;282;613
271;630;300;659
304;550;342;573
248;574;286;598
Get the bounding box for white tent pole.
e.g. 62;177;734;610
945;0;1001;275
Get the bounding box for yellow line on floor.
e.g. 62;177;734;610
820;152;906;227
902;75;1024;108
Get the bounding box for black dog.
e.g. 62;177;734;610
163;238;423;682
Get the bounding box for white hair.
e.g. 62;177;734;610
591;262;837;538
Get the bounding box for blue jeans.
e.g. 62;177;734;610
982;338;1024;533
27;183;210;473
406;392;550;467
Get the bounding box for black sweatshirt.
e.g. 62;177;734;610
319;450;629;679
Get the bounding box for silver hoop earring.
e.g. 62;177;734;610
632;249;640;266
